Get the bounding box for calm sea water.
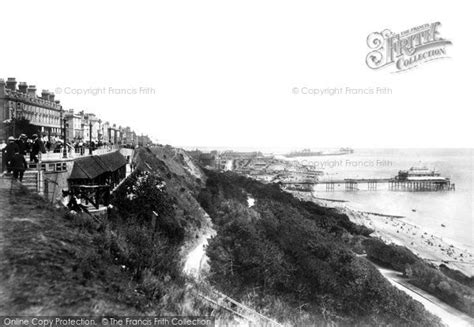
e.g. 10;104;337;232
299;149;473;251
186;146;473;251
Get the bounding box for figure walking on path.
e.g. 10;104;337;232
2;137;20;174
30;134;45;163
16;134;29;156
10;150;28;182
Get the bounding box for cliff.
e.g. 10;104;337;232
0;145;449;326
0;146;213;316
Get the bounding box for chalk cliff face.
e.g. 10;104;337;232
0;145;450;326
132;146;212;243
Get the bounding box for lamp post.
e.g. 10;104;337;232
98;119;102;145
11;118;16;138
89;121;93;155
60;108;67;158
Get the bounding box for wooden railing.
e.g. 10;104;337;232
196;286;283;327
35;145;120;162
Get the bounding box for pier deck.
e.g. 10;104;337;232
280;177;454;192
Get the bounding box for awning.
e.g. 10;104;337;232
69;151;127;180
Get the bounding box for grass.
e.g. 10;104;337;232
1;187;141;315
0;152;233;319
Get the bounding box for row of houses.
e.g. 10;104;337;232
0;77;152;146
188;149;265;170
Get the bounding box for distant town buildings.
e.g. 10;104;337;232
0;77;152;146
188;150;264;170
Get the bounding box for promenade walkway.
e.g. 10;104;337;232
373;262;474;326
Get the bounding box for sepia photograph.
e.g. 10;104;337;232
0;1;472;326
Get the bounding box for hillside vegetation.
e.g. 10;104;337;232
0;147;212;316
198;170;443;326
364;238;474;317
2;146;468;326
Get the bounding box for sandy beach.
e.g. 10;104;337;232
293;192;474;277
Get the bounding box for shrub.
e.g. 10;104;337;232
408;262;474;316
363;238;419;272
201;171;442;326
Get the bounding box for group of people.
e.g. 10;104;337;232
1;134;45;182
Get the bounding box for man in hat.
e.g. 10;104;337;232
2;136;20;173
16;134;29;156
10;149;28;182
30;134;45;163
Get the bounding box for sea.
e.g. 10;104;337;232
184;146;473;252
288;148;473;252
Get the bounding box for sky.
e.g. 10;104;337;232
1;0;472;150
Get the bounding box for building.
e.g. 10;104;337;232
137;134;152;146
130;130;137;146
101;121;110;143
110;124;118;144
87;113;101;142
64;109;83;142
1;78;62;142
122;126;133;146
1;77;146;148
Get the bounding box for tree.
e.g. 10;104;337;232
5;117;41;138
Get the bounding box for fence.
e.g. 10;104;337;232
38;145;120;161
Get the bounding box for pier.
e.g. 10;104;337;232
388;179;455;192
281;177;455;192
317;178;390;192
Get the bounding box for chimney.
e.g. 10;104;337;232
6;77;17;91
49;93;55;102
27;85;37;97
18;82;28;93
41;89;50;100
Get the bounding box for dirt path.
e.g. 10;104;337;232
183;228;216;278
374;263;474;327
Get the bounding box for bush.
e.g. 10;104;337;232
408;262;474;316
200;171;442;326
439;264;474;288
363;238;419;272
112;171;185;244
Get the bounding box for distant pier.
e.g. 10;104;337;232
281;177;455;192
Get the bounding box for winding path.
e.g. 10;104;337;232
183;224;282;326
183;229;215;277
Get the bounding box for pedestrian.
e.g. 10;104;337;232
2;136;20;174
0;140;6;173
30;134;45;163
65;191;89;213
45;139;51;152
10;149;28;182
16;134;29;155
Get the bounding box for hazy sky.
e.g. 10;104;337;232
1;0;472;149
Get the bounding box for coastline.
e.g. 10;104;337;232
292;191;473;277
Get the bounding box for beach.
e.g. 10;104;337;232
294;192;473;277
